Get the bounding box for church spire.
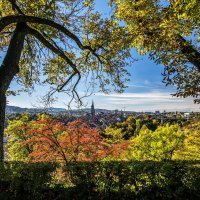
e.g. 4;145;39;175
91;100;95;118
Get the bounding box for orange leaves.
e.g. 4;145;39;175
58;119;109;162
7;114;130;163
110;141;130;159
20;117;110;163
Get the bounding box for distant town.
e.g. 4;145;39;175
5;102;198;130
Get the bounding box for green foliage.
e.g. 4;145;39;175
104;117;200;162
105;116;160;143
104;116;140;141
5;113;33;162
64;161;200;199
0;161;200;199
0;162;57;200
111;0;200;101
104;126;124;144
174;120;200;160
129;124;185;161
6;114;200;163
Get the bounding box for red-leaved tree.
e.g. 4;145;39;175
23;117;109;163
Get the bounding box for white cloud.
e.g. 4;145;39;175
94;92;199;112
127;84;152;88
95;92;171;98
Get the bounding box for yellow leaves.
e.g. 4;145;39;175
0;0;15;16
128;120;200;161
37;113;49;120
128;124;185;161
84;0;93;7
137;49;147;55
113;0;199;51
105;127;124;144
174;121;200;160
0;0;2;14
112;0;200;101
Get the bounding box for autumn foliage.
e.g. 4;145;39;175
17;117;111;163
6;113;200;164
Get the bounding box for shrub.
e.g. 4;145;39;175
0;162;57;200
0;161;200;199
63;161;200;199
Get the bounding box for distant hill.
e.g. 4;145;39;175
6;105;113;115
6;106;66;114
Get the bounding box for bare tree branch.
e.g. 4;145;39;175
24;25;83;105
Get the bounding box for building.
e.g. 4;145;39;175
91;100;95;119
155;111;160;115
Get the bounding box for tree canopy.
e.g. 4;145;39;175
0;0;131;99
111;0;200;102
6;114;131;162
129;124;185;161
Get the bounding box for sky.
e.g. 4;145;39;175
5;1;200;112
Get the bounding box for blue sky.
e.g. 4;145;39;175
6;1;200;112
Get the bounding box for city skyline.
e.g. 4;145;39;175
7;91;199;112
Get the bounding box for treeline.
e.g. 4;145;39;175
5;113;200;162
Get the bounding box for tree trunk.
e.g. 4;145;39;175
0;94;6;162
0;23;27;161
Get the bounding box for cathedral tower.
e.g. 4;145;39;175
91;100;95;118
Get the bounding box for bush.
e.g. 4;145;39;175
0;161;200;199
64;161;200;199
0;162;57;200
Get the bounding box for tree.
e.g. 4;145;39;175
0;0;131;161
6;116;110;163
129;124;185;161
104;116;159;142
174;120;200;160
5;113;32;161
111;0;200;102
104;126;124;144
105;116;137;140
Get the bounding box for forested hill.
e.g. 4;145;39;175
5;106;112;115
6;106;66;114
